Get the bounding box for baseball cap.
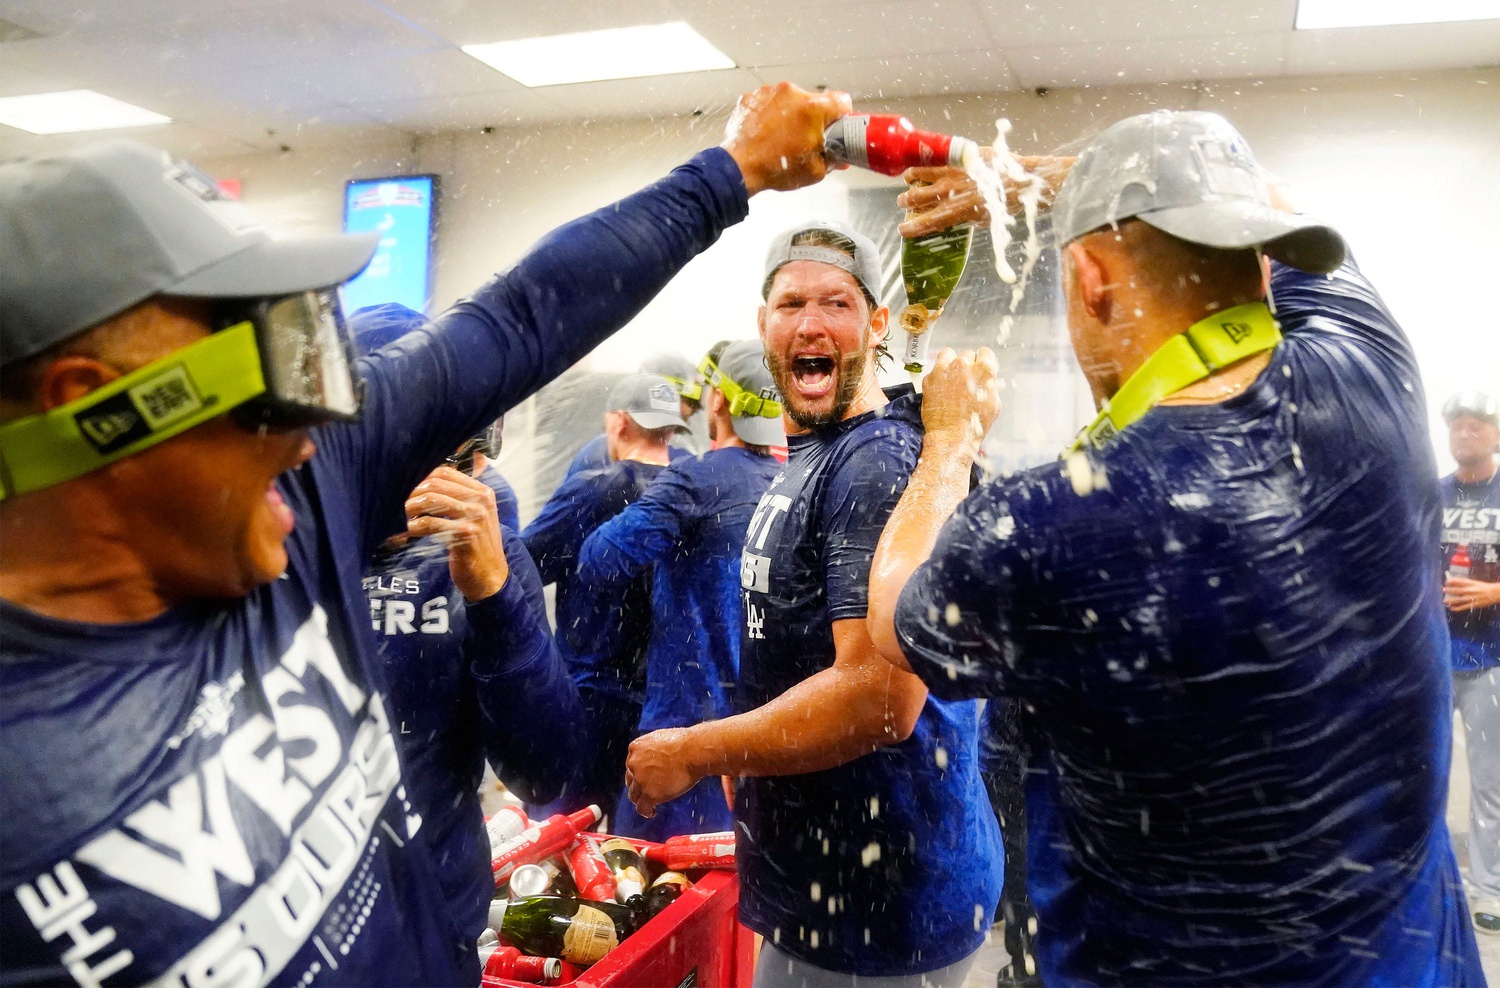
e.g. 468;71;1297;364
762;220;883;306
639;351;703;402
0;139;378;364
1051;110;1346;274
1443;390;1498;426
706;340;785;448
609;373;687;431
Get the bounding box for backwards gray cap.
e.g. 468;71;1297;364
762;219;883;305
1051;110;1345;274
609;373;688;432
1443;390;1498;427
0;140;379;364
712;339;785;448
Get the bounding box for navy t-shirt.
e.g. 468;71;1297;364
896;260;1483;986
364;525;582;980
577;446;781;839
0;147;749;987
1440;471;1500;672
735;391;1003;977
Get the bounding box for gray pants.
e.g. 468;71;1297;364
753;943;982;988
1456;667;1500;900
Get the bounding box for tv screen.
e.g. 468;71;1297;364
341;174;437;314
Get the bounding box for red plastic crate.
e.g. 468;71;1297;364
484;848;755;988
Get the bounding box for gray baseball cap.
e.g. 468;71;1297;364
609;373;687;432
1443;390;1498;427
711;339;785;448
0;140;379;364
762;220;883;306
1052;110;1345;274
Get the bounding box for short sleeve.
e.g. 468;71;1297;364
896;481;1030;701
822;432;920;622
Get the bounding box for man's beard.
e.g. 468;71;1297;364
767;333;871;430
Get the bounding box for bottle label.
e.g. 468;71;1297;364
562;905;619;964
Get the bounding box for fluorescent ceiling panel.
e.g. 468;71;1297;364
1295;0;1500;29
463;22;735;87
0;90;171;135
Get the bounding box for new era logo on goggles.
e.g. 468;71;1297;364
698;355;782;419
0;289;362;501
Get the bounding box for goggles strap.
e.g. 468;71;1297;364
0;322;265;501
698;356;783;420
1065;301;1281;456
658;374;704;403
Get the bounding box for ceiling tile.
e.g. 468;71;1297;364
357;88;569;131
975;0;1297;47
373;0;684;45
1008;32;1287;89
149;1;445;67
754;49;1019;101
1287;22;1500;76
694;0;998;66
528;67;764;124
0;120;261;163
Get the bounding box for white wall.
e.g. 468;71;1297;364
202;66;1500;482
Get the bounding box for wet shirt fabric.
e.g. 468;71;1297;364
735;390;1004;977
1440;471;1500;672
576;447;782;839
522;459;665;812
364;525;581;982
896;260;1484;986
0;147;749;988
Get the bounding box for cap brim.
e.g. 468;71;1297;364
173;231;380;297
731;414;785;447
626;410;687;432
1139;200;1346;275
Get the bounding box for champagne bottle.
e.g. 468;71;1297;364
598;837;647;902
489;895;638;966
899;219;974;376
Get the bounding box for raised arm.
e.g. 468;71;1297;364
575;466;695;589
868;349;1001;663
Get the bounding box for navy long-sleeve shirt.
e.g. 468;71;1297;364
0;148;749;987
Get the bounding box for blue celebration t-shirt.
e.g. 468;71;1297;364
577;446;781;839
896;260;1483;986
1440;471;1500;672
0;147;750;987
734;390;1003;977
364;525;582;982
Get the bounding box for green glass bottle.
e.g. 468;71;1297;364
488;894;639;966
899;222;974;373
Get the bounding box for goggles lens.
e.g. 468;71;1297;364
250;290;360;423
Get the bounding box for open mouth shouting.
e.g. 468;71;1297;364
791;353;837;401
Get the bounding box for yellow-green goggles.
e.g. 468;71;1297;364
0;289;361;501
698;355;783;419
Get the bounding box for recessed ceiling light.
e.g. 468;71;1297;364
0;90;171;135
1295;0;1500;29
463;22;735;88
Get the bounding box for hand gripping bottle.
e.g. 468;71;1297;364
566;835;619;903
642;831;737;871
492;805;602;888
823;114;978;176
479;944;562;984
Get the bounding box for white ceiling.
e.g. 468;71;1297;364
1;0;1496;159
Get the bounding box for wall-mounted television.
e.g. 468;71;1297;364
341;174;438;315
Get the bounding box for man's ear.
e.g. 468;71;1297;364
867;305;891;350
1067;241;1112;325
39;356;122;412
756;305;767;344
